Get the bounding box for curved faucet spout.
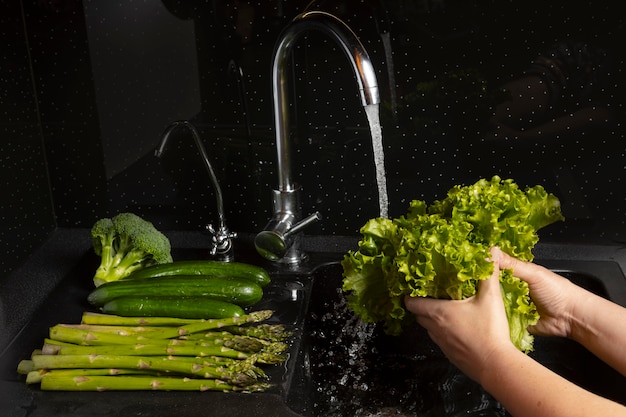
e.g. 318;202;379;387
272;10;380;192
255;11;380;263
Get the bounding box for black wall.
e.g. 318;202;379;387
2;0;625;277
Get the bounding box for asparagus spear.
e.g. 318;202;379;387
17;360;34;374
26;368;151;384
183;331;284;350
47;328;282;354
155;310;274;338
42;341;257;359
39;373;272;392
60;323;154;335
223;323;293;342
18;309;290;392
28;354;259;386
81;312;203;326
80;310;274;333
49;311;274;345
49;325;148;346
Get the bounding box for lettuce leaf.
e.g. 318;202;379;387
341;176;564;352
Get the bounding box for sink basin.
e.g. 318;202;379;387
286;260;626;417
2;237;626;417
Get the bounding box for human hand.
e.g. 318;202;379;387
491;247;582;339
404;253;517;383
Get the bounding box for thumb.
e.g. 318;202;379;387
476;256;502;299
404;293;441;315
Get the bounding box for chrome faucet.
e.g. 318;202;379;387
155;120;237;261
254;11;380;263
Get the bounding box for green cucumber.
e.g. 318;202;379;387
88;276;263;308
101;296;245;319
124;260;271;288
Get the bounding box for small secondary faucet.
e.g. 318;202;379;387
254;11;380;263
155;120;237;261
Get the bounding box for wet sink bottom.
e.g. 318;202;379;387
287;261;626;417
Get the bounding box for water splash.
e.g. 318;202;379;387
305;264;509;417
364;103;389;219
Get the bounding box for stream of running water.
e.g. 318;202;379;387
364;103;389;219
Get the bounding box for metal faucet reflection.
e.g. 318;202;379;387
254;11;380;263
155;120;237;261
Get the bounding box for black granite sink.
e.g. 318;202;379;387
2;236;626;417
285;259;626;417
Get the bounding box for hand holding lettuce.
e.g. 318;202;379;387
341;176;564;353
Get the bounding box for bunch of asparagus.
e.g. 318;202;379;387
17;310;292;392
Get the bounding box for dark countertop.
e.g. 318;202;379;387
0;228;351;417
1;228;626;416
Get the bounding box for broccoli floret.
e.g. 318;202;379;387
91;212;173;287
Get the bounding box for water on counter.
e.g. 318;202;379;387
365;103;389;219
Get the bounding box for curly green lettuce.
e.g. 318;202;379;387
341;176;565;353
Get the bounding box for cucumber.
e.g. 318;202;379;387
101;296;245;319
88;276;263;308
124;260;271;288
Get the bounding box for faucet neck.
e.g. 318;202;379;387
256;11;378;263
271;10;380;192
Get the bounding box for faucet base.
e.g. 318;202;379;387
255;187;320;263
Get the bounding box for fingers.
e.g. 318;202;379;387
403;295;442;333
490;247;547;286
404;293;440;316
489;247;523;270
404;262;501;323
477;255;502;300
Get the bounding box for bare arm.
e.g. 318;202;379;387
404;248;626;417
494;248;626;377
478;342;625;417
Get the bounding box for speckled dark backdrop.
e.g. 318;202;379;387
2;0;625;277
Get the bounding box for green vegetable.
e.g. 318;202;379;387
342;176;564;353
42;334;271;356
34;372;271;392
91;213;173;287
50;310;274;342
79;312;203;327
222;323;292;342
17;309;287;392
87;276;263;308
78;310;273;330
123;260;271;288
101;296;246;319
28;354;259;385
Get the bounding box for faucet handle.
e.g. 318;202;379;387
287;211;322;236
206;223;237;261
255;212;322;262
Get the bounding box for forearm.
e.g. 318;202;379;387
481;346;626;417
570;294;626;377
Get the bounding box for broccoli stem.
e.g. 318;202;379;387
111;247;153;277
93;238;116;287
